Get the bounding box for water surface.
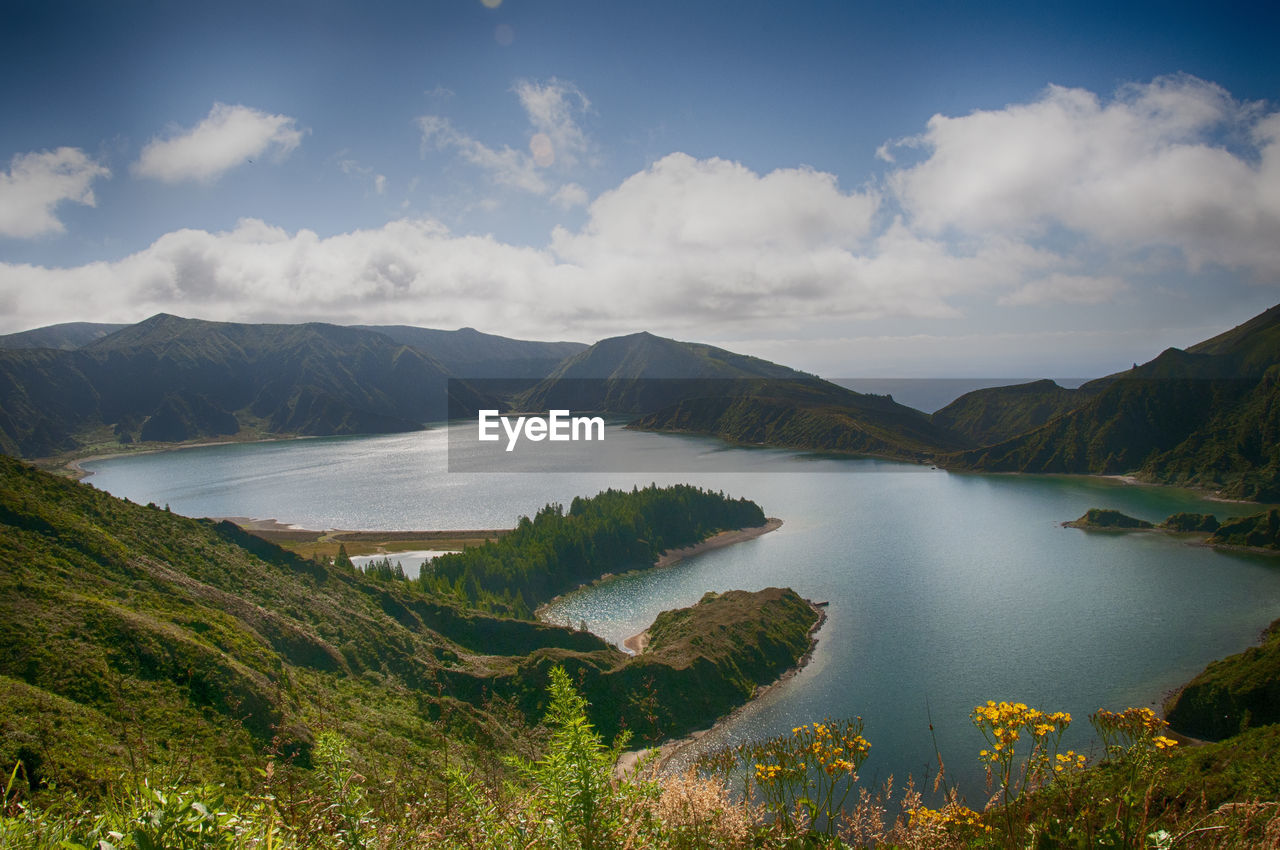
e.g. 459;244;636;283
83;426;1280;798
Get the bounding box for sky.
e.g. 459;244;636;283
1;0;1278;377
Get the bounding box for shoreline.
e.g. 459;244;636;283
536;517;783;625
52;434;311;480
37;426;1274;510
1063;517;1280;558
655;517;783;569
616;598;828;778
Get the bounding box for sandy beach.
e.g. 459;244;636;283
654;517;783;569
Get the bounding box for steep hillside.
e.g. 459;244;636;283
0;314;494;457
513;331;967;460
1166;616;1280;741
514;331;810;413
0;457;815;790
0;322;129;351
946;304;1280;499
358;325;586;378
632;380;969;460
931;379;1093;446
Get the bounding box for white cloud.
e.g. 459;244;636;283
551;182;589;209
133;103;304;183
418;115;549;194
0;148;110;238
999;273;1127;306
417;78;592;198
514;78;592;169
0;217;563;333
0;155;912;335
887;74;1280;274
549;153;886;320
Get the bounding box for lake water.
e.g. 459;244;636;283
350;550;459;580
82;425;1280;800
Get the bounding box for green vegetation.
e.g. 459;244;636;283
0;457;814;806
1208;508;1280;550
1165;616;1280;740
0;313;495;457
1064;505;1280;552
354;324;586;379
1064;508;1154;529
0;321;128;351
632;379;967;461
931;378;1091;447
508;329;966;461
8;677;1280;847
421;484;767;616
948;303;1280;501
1160;512;1221;533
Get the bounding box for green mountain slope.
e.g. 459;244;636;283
512;331;967;460
357;324;587;378
514;331;810;413
0;314;495;457
931;379;1094;446
632;378;970;459
0;456;816;790
1165;614;1280;741
945;304;1280;499
0;322;129;351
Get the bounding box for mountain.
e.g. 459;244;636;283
931;379;1096;446
512;331;810;414
0;455;816;790
0;321;129;351
946;304;1280;500
0;314;505;457
356;325;587;378
508;331;969;460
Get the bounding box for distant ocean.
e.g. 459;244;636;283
828;377;1088;414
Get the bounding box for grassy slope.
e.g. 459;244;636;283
1165;616;1280;741
930;379;1092;447
0;456;817;793
0;314;497;457
946;304;1280;500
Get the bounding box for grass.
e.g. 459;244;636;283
6;675;1280;848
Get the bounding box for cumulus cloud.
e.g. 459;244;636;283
7;69;1279;342
551;182;589;209
887;74;1280;274
0;148;110;238
549;153;886;319
0;154;902;334
0;217;565;333
417;78;592;198
133;103;304;183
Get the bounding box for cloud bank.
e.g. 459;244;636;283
3;76;1278;350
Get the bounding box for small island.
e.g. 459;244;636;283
1063;507;1154;530
1064;506;1280;555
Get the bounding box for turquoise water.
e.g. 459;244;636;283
82;426;1280;799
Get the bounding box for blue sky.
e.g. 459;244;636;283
1;0;1278;376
